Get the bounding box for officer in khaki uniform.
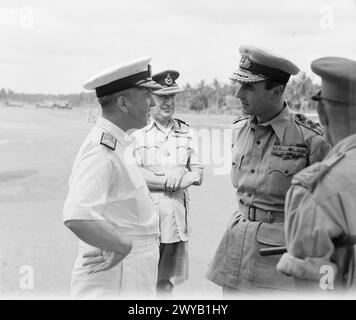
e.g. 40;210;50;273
131;70;204;295
206;45;331;293
277;57;356;290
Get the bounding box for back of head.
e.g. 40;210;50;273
97;87;138;110
311;57;356;106
311;57;356;141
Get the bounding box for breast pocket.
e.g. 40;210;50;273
266;157;306;196
252;222;294;290
174;138;190;166
231;152;244;188
135;143;161;167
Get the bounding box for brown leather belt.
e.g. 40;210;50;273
238;201;284;223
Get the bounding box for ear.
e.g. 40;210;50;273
150;94;157;107
269;85;284;101
317;101;328;127
116;96;129;113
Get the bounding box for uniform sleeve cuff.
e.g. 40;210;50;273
276;253;337;282
189;164;205;169
63;206;106;222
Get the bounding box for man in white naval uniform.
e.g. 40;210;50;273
63;57;162;299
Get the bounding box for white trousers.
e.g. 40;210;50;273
70;235;159;299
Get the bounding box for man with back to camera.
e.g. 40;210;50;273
131;70;204;295
277;57;356;290
206;45;331;294
63;57;163;299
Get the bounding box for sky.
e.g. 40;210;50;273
0;0;355;94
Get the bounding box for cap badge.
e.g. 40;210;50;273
240;55;252;69
165;73;173;86
147;64;152;77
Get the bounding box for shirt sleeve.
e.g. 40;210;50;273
277;184;342;282
63;145;112;222
187;128;204;170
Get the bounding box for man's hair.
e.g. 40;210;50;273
98;91;121;108
264;79;286;93
97;88;137;108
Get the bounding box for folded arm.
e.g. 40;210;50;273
140;166;203;192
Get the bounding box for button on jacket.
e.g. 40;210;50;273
206;106;331;291
132;118;203;243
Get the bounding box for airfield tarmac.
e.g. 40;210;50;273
0;105;240;299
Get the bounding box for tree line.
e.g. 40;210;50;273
0;72;319;115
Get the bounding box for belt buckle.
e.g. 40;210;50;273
267;212;275;223
248;206;256;221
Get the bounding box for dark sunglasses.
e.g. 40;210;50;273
311;90;322;101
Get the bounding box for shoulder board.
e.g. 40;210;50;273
292;152;345;190
174;118;189;127
294;113;324;135
233;115;249;124
100;132;117;150
291;162;329;190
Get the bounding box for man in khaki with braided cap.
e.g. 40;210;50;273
206;45;330;294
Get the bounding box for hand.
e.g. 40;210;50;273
189;172;201;185
165;167;186;192
82;248;131;274
179;171;201;189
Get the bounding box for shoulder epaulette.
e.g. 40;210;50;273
292;152;345;190
174;118;189;127
100;132;117;150
291;162;328;190
294;113;324;135
233;115;249;124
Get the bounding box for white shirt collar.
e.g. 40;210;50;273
146;118;177;134
96;117;132;145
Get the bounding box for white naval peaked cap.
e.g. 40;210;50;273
83;56;163;98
